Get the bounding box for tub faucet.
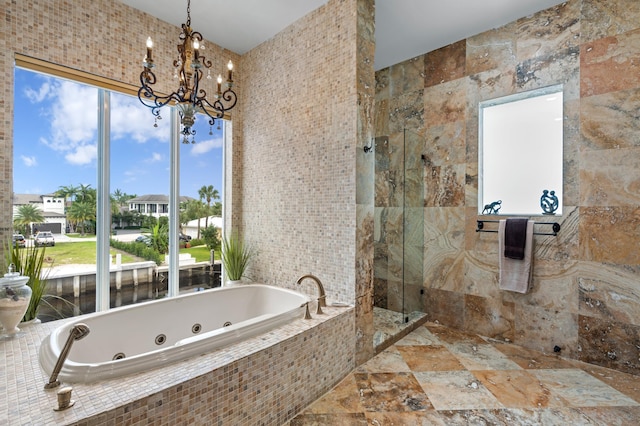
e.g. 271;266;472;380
44;323;90;390
296;274;326;314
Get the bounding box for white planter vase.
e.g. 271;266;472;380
225;280;242;287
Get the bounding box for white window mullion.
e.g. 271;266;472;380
96;89;111;312
168;107;180;297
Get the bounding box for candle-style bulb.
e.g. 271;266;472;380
227;60;233;83
193;39;200;50
217;75;222;84
145;37;154;67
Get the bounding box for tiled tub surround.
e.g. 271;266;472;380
1;305;355;425
373;0;640;375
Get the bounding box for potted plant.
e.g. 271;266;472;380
221;231;253;286
4;241;49;323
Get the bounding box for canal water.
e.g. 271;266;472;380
38;264;221;322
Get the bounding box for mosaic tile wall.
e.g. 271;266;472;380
237;0;365;306
374;0;640;375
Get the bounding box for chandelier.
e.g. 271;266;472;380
138;0;237;143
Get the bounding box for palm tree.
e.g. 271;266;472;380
112;188;136;208
75;183;94;204
198;185;220;229
182;199;206;239
67;201;95;235
13;204;45;235
55;184;80;203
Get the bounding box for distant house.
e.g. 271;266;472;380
128;194;194;220
183;216;222;240
13;193;67;234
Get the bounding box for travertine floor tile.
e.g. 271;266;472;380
291;322;640;425
448;342;523;371
531;369;640;407
354;372;433;412
397;345;466;372
414;370;504;411
355;346;411;373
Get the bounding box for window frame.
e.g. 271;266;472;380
14;54;228;312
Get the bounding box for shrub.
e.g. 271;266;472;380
190;238;204;247
109;239;163;265
201;225;221;251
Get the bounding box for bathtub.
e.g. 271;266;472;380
39;284;310;383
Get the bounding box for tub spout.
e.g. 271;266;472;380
296;274;326;314
44;323;90;390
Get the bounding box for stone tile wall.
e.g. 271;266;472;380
374;0;640;375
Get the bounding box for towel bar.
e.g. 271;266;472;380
476;220;560;236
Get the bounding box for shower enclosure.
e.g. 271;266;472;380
373;128;425;347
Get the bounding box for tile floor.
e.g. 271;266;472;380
289;322;640;425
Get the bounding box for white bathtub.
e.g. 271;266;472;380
39;284;310;383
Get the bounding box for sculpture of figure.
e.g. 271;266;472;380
541;189;559;215
482;200;502;215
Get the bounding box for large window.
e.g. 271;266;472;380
13;64;225;319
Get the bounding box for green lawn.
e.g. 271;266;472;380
38;241;139;266
180;245;217;262
35;240;216;265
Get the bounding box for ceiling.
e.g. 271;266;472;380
121;0;565;71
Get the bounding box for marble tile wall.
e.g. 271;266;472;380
374;0;640;375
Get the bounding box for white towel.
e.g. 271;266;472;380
498;219;534;293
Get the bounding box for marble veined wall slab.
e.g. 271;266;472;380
374;0;640;375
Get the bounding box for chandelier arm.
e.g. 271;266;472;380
221;88;238;110
138;82;180;107
197;55;213;69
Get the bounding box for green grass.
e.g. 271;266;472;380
180;245;217;262
39;241;139;266
39;241;215;266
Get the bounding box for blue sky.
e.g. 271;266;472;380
13;68;224;200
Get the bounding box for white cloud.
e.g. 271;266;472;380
111;92;171;143
189;136;223;155
20;155;37;167
65;144;97;165
36;80;98;155
24;79;53;103
146;152;163;163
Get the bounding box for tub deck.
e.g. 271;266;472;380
2;302;355;425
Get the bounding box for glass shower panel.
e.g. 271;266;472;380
372;129;424;322
402;128;424;322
